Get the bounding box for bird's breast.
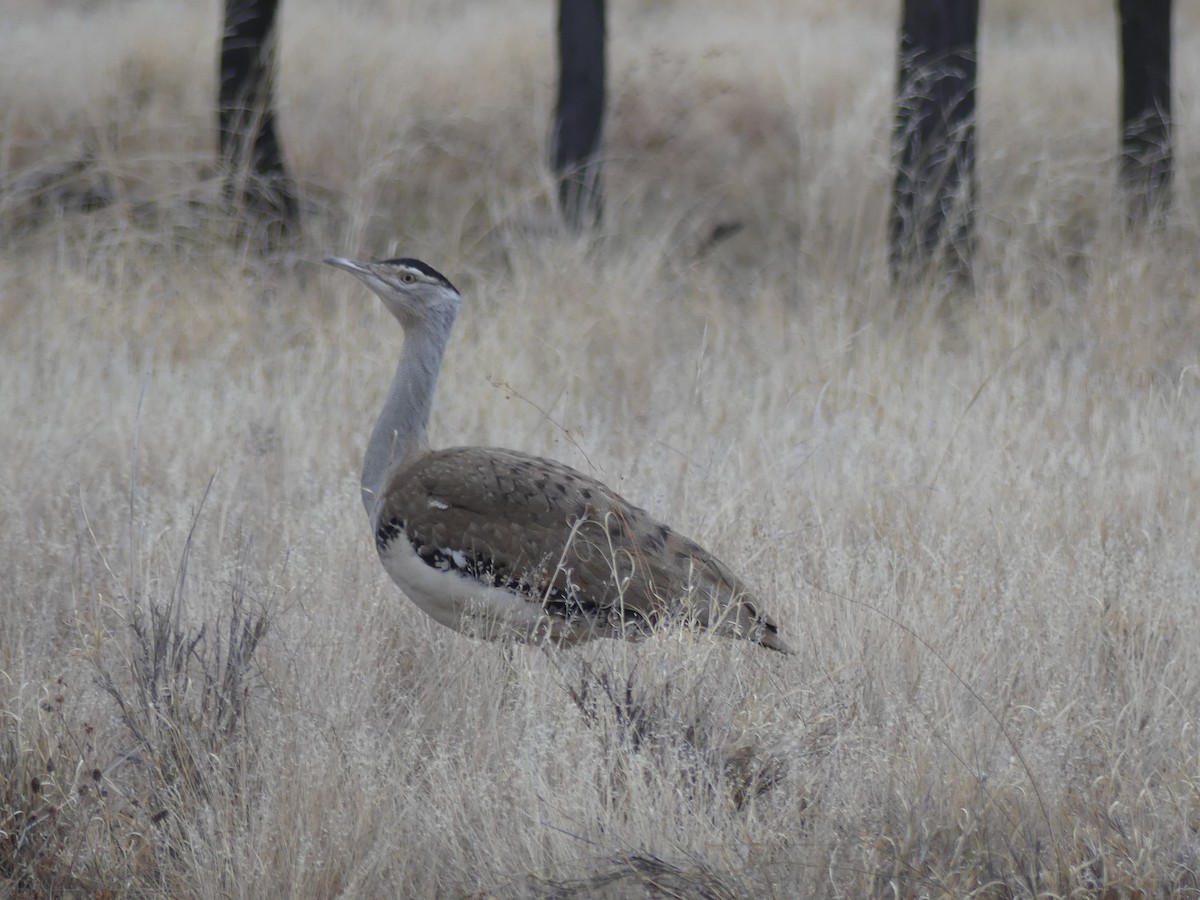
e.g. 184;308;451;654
375;519;586;643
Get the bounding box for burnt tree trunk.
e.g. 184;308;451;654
1118;0;1172;218
552;0;606;230
889;0;980;287
219;0;298;233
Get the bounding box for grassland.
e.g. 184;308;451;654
2;0;1200;895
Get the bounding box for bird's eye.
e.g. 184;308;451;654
400;272;416;284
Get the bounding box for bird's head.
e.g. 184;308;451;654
324;256;460;331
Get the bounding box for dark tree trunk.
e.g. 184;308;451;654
889;0;980;287
219;0;298;233
1118;0;1172;218
552;0;606;230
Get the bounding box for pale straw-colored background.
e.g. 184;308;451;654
2;0;1199;894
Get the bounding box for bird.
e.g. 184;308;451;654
324;254;792;653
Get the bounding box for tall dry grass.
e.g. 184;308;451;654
2;0;1200;895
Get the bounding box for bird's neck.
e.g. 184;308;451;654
362;321;451;526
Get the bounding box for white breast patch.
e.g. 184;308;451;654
378;532;576;642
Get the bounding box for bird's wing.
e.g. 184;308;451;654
375;446;788;648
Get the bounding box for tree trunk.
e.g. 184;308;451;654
552;0;606;230
889;0;980;288
1118;0;1172;219
219;0;298;234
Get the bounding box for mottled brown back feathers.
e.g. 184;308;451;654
375;447;791;651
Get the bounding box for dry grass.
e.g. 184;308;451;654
3;0;1200;896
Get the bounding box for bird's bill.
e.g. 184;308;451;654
323;255;372;276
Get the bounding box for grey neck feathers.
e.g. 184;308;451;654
362;317;453;527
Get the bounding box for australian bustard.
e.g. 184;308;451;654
325;255;792;653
